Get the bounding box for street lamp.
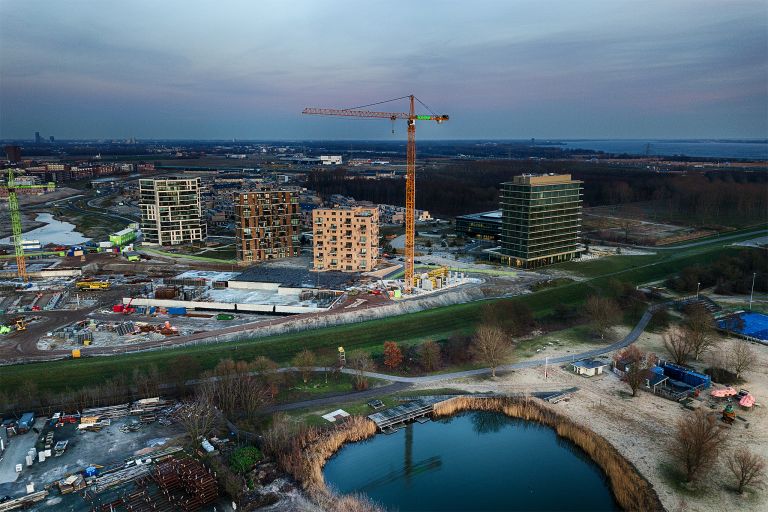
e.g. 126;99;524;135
696;282;701;299
749;272;757;311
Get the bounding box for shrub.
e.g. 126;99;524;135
230;446;263;474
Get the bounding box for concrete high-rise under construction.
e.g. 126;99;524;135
500;173;583;268
313;206;379;272
235;188;301;265
139;177;206;245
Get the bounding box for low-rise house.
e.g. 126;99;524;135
570;359;610;377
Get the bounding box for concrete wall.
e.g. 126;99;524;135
123;297;324;314
227;281;280;291
0;268;82;278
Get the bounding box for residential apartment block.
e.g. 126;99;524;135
312;207;379;272
139;177;207;245
235;188;300;264
500;173;583;268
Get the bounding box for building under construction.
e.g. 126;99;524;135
234;188;301;265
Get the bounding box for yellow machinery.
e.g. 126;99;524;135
14;318;27;331
76;281;111;291
414;266;449;290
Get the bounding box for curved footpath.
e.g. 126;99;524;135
334;305;656;383
254;304;662;414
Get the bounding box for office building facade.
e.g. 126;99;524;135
455;210;503;240
500;174;583;268
139;177;206;245
313;207;379;272
235;188;300;265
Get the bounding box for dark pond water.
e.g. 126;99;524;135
324;411;619;512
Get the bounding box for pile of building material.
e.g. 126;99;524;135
91;464;151;493
154;457;219;510
0;491;49;511
130;397;174;415
78;417;111;432
114;321;136;336
83;403;131;419
57;474;86;494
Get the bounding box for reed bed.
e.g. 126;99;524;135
273;415;382;511
433;396;664;512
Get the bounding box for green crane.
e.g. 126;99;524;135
2;168;55;281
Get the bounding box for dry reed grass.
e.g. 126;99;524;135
281;396;663;511
433;396;664;512
274;415;382;511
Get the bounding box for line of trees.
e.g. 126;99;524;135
666;249;767;296
305;163;768;224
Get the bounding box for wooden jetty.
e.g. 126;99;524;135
368;397;448;433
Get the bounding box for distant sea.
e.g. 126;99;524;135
555;139;768;161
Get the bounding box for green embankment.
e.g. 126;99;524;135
0;239;748;392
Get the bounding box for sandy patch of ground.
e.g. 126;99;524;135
415;333;768;512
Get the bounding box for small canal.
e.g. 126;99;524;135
324;411;619;511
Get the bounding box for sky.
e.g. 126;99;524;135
0;0;766;140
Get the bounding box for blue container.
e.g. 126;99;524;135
167;307;187;315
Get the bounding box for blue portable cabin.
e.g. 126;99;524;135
660;361;711;389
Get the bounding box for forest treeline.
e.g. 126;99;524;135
305;160;767;225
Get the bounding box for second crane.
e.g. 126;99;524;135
303;95;448;292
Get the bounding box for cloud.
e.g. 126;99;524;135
0;0;765;138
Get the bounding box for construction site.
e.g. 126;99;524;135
0;397;228;512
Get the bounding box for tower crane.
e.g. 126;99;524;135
303;95;448;292
2;168;56;281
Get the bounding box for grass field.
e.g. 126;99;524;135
0;236;750;393
142;247;237;264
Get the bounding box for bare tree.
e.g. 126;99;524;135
685;305;717;360
419;340;442;372
583;296;622;340
472;325;512;377
132;364;161;399
293;349;316;384
727;448;766;494
614;345;656;397
668;409;727;483
349;351;374;390
179;391;219;442
663;327;693;366
730;340;756;381
252;356;282;399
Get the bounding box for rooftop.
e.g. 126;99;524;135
571;359;609;369
509;173;580;186
456;210;503;223
233;256;358;290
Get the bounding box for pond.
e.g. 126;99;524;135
0;213;90;246
324;411;619;512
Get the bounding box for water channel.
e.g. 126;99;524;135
0;213;90;246
324;411;619;511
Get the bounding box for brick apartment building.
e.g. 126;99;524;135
312;206;379;272
235;188;300;265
